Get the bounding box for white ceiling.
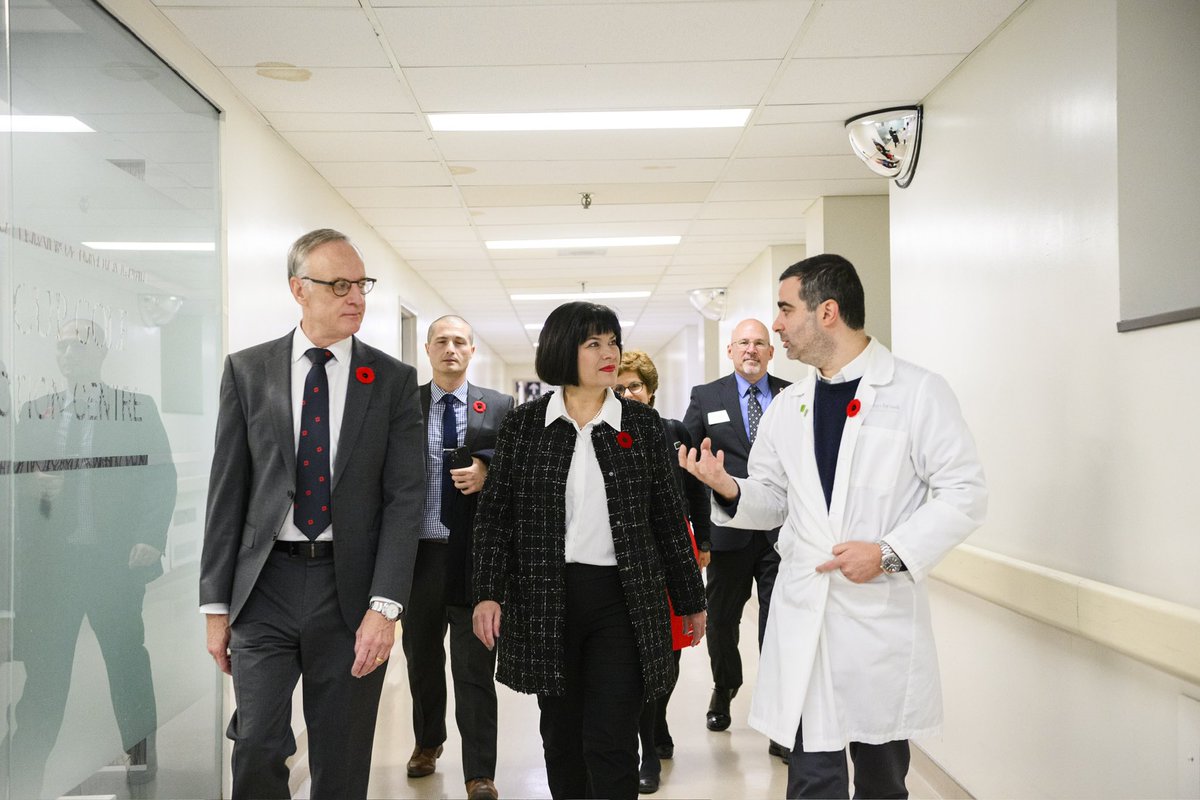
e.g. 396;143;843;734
152;0;1025;363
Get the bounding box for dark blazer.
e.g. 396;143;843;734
662;417;711;552
472;394;706;700
419;381;514;606
682;372;791;551
200;331;425;631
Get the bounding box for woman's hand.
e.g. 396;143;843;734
681;611;707;646
473;600;502;650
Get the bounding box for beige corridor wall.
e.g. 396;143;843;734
889;0;1200;796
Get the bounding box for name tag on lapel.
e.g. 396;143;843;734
707;409;731;425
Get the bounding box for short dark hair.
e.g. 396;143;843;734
778;253;866;330
535;302;622;387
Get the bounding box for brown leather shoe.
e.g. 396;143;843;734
466;777;499;800
406;745;443;778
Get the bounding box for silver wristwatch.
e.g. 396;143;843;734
879;541;905;574
370;600;402;622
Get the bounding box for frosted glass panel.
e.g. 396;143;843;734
0;1;221;798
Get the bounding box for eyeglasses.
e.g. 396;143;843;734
732;339;771;350
302;276;377;297
613;381;645;396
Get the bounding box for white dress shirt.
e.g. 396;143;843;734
545;388;622;566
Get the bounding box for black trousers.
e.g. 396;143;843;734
788;720;910;800
401;539;498;780
228;549;387;800
538;564;644;800
637;649;681;777
705;535;780;691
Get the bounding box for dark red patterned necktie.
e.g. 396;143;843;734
295;347;332;539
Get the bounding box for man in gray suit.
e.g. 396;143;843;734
402;315;513;800
200;228;425;800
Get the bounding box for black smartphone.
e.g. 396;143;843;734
446;445;473;470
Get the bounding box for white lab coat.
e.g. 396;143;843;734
713;339;986;751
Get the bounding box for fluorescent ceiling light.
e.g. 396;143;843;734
525;321;634;330
83;241;216;252
429;109;751;132
487;236;680;250
512;291;651;301
1;115;94;133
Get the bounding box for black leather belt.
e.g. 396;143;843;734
273;540;333;558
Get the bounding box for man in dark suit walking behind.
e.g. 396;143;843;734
200;228;425;800
683;318;790;758
403;315;513;800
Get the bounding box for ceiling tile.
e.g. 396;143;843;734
222;67;415;113
374;2;807;66
768;55;966;105
339;186;461;206
358;207;472;227
160;7;388;66
265;112;423;132
794;0;1023;58
405;61;780;113
460;183;713;207
280;130;439;162
737;122;849;158
312;161;450;188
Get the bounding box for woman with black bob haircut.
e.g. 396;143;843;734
472;301;707;800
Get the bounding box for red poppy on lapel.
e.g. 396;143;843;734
355;366;375;384
473;400;487;413
616;431;633;449
846;399;862;417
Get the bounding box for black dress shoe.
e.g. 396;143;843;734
654;742;674;759
706;686;737;731
638;774;660;794
768;740;791;763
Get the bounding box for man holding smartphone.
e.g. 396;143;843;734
404;315;514;800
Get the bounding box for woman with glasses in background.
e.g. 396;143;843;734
472;302;706;800
615;351;711;794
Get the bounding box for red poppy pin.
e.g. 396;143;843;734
355;366;375;384
846;399;862;417
473;400;487;413
616;431;633;449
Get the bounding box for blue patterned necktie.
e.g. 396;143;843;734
295;347;333;539
440;394;458;528
747;384;763;444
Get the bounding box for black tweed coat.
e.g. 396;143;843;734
472;392;707;700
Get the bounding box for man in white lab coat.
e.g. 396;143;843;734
680;254;987;799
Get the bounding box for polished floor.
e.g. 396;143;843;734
292;596;958;800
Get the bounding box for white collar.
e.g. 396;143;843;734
818;337;873;384
292;327;353;365
544;387;623;431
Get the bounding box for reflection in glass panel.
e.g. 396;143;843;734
1;1;221;798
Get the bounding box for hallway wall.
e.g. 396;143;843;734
890;0;1200;795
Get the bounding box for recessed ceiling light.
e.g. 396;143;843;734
1;115;94;133
429;109;751;132
512;291;651;301
487;236;679;250
83;241;216;252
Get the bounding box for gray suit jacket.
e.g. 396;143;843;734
682;372;790;551
200;331;425;631
419;381;514;606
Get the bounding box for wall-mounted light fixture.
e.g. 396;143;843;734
844;106;922;188
688;288;727;321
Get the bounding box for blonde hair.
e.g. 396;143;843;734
619;350;659;407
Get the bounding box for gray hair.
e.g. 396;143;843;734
426;315;475;345
287;228;352;281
